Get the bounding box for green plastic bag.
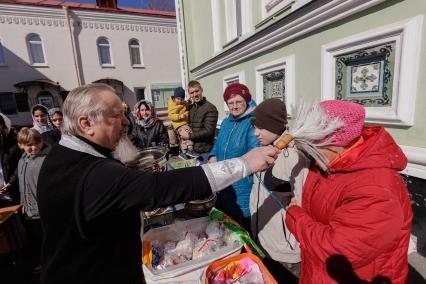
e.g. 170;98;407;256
209;207;266;259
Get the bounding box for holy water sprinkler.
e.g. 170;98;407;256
273;100;343;171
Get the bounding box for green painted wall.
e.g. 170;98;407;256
182;0;215;69
183;0;426;148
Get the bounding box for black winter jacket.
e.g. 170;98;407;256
42;129;61;146
131;119;169;150
0;131;21;204
1;131;20;183
188;98;218;153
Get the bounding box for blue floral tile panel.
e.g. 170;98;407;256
335;42;395;107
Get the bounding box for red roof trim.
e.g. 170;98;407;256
0;0;176;17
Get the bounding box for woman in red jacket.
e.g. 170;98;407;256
285;100;413;284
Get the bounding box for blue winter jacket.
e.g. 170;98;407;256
210;101;260;218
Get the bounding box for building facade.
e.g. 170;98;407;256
0;0;181;125
176;0;426;264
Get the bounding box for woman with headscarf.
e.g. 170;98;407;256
48;108;64;130
208;83;260;231
0;112;21;206
31;104;61;146
131;100;169;150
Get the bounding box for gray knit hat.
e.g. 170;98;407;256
251;98;287;135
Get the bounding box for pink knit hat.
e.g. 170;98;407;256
320;100;365;147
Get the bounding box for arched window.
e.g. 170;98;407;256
129;39;143;66
97;37;112;65
27;34;46;64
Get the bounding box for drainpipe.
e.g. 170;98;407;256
63;6;82;86
174;0;189;89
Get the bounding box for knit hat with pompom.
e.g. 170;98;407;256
320;100;365;147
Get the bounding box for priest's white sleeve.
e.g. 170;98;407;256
201;158;252;193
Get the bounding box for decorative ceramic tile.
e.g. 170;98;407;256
262;70;285;101
335;42;395;107
351;62;381;92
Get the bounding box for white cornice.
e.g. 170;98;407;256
0;4;64;18
401;145;426;180
72;10;176;27
0;4;176;27
191;0;385;79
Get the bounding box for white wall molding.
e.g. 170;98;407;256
255;55;295;116
322;15;423;126
0;4;65;19
262;0;295;21
0;15;66;28
73;10;177;27
78;21;176;33
0;4;177;30
0;15;177;33
400;145;426;180
191;0;384;78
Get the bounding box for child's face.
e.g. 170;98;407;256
175;97;184;105
19;141;43;156
254;126;279;146
51;113;63;128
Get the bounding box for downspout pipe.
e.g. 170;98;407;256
174;0;189;89
63;6;82;86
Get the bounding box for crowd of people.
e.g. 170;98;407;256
0;79;413;284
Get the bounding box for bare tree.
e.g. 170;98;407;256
137;0;174;11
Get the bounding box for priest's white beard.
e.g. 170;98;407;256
112;135;140;164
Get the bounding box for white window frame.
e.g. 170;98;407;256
26;33;47;67
225;0;239;43
240;0;253;36
211;0;222;54
255;55;295;116
261;0;295;20
0;39;6;66
224;0;252;44
97;37;114;67
222;71;246;112
321;15;423;126
129;38;144;68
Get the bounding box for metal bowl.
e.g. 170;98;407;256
184;194;216;217
127;146;169;172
